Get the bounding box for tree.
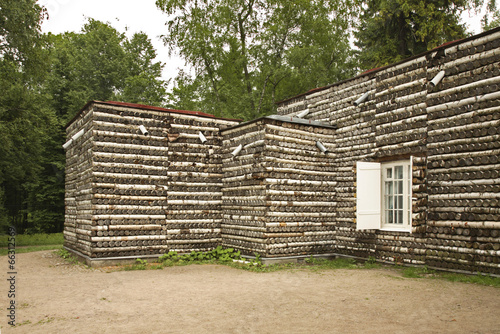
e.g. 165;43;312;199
0;0;59;233
32;20;168;233
157;0;357;120
46;19;167;123
354;0;488;70
482;0;500;30
0;13;168;234
118;32;167;106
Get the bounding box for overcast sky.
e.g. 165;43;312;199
38;0;490;86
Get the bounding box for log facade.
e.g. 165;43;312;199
65;28;499;274
64;101;239;260
276;27;500;274
221;116;337;257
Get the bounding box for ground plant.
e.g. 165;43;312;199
1;233;498;288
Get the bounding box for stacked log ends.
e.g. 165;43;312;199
166;113;236;253
276;95;307;117
64;104;94;256
426;31;500;273
63;102;238;259
221;117;337;257
275;28;500;274
374;56;428;157
64;29;500;273
330;76;377;259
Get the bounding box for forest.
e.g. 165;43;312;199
0;0;499;234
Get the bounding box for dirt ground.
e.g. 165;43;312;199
1;251;499;334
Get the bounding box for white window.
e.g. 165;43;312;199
356;160;412;232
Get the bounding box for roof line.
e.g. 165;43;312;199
221;114;337;132
277;26;500;104
66;100;241;128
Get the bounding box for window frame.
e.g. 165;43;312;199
380;160;412;232
356;159;412;233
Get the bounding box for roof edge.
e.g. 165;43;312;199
221;114;337;132
66;100;242;128
277;26;500;105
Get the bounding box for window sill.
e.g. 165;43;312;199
380;227;411;233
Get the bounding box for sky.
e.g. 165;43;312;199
38;0;492;86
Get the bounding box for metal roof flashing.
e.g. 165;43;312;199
221;114;337;132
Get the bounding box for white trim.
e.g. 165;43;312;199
381;160;412;232
356;162;381;230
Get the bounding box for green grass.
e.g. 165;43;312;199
0;233;64;256
0;233;64;247
401;265;500;287
118;252;500;288
1;234;497;289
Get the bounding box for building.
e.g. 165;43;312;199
64;101;238;262
64;27;500;274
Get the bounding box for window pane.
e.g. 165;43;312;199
387;210;393;224
397;180;403;194
395;166;403;179
385;181;393;195
387;195;393;209
397;195;403;209
397;210;403;224
386;168;392;179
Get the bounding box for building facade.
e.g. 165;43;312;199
64;28;500;274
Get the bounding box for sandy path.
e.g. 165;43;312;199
1;251;499;334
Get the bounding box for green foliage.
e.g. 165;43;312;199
482;0;500;31
0;232;63;247
0;0;49;79
56;248;80;265
46;20;167;123
56;248;73;259
354;0;487;70
130;258;148;270
157;0;357;120
157;246;242;267
401;265;500;287
0;0;60;234
402;265;431;278
1;5;168;234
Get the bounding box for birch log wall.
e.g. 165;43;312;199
65;28;499;273
221;116;337;257
277;27;500;274
64;101;238;261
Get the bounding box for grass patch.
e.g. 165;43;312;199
401;265;500;287
0;245;62;256
304;256;362;270
119;250;500;288
0;233;64;256
0;233;63;247
55;248;80;265
0;240;492;289
118;250;380;273
437;272;500;287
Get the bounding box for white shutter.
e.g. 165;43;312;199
356;162;381;230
